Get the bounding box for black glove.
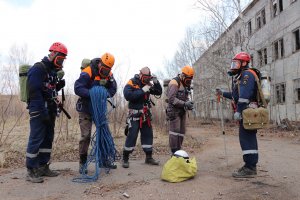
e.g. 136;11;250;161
184;101;194;110
56;79;65;91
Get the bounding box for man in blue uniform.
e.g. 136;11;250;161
122;67;162;168
74;53;117;173
217;52;259;178
26;42;68;183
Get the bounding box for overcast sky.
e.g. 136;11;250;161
0;0;203;87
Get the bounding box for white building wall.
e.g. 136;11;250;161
194;0;300;123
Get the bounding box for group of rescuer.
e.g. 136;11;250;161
24;41;260;183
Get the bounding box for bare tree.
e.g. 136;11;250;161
0;44;32;147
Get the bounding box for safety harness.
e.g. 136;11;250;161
127;79;153;129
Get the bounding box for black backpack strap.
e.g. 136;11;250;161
173;76;181;88
35;61;48;73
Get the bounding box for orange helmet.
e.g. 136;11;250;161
181;65;194;77
101;52;115;68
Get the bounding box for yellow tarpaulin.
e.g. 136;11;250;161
161;156;197;183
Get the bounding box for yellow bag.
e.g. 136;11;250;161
161;156;197;183
242;107;269;130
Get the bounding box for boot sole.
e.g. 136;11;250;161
26;176;44;183
232;174;256;178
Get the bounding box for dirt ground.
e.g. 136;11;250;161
0;123;300;200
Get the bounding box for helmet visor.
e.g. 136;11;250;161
99;65;111;78
230;60;241;70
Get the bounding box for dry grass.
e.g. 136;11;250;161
1;116;299;169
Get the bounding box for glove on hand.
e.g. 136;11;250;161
184;101;194;110
142;85;151;93
216;88;223;96
56;79;65;91
234;112;242;120
152;74;158;84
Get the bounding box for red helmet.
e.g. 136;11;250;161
49;42;68;56
232;52;250;62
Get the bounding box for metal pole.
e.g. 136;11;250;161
218;95;228;167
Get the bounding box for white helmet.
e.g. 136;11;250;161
174;150;189;159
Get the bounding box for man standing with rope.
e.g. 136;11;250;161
74;53;117;174
122;67;162;168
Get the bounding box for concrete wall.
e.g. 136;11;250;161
193;0;300;123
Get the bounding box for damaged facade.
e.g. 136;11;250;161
193;0;300;123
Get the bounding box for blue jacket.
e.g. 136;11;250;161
27;57;61;113
223;67;258;113
123;74;162;110
74;58;117;114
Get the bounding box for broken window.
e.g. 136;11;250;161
279;38;284;57
257;50;263;66
279;0;283;12
263;48;268;65
275;83;286;104
273;38;284;60
274;41;279;60
293;29;300;51
261;9;266;25
256;15;261;29
256;8;266;30
293;79;300;102
272;0;278;17
248;20;252;36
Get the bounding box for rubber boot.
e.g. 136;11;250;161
79;154;88;174
39;164;60;177
145;151;159;165
26;168;44;183
122;151;130;168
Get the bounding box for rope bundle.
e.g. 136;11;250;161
72;86;117;183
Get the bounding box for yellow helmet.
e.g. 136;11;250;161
101;52;115;68
181;65;194;77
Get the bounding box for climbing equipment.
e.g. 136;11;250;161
72;86;117;183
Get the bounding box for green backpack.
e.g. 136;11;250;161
81;58;91;70
19;64;31;102
19;62;47;103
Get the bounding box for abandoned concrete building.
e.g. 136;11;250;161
193;0;300;123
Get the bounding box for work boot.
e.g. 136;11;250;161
103;161;117;169
79;163;88;174
26;168;44;183
122;151;130;168
39;164;60;177
232;166;257;178
145;152;159;165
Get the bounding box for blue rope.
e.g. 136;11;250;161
72;86;117;183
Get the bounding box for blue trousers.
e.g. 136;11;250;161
26;111;56;169
124;119;153;153
239;120;258;169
